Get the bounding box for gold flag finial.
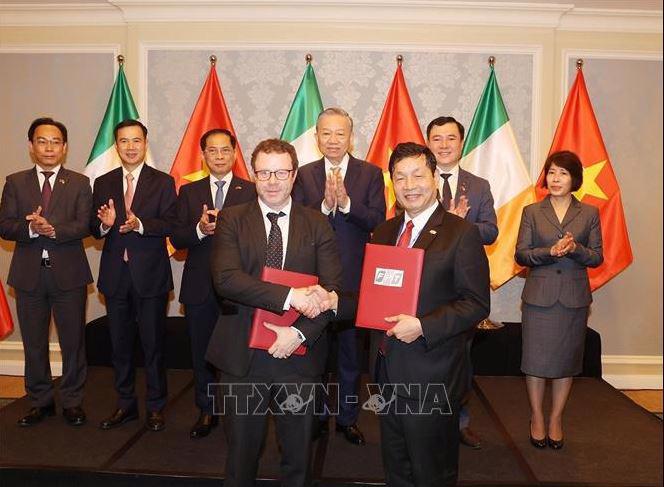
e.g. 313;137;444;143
210;55;217;66
117;55;125;66
396;54;403;66
576;58;584;70
488;56;496;67
305;53;312;64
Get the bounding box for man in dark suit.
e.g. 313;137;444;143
0;117;92;427
205;139;342;487
373;143;489;486
171;128;255;439
292;107;385;445
91;119;176;432
426;116;498;448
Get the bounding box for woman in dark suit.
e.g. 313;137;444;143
515;151;603;450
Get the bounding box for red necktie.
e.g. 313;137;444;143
41;171;53;211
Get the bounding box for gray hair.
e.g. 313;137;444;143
316;107;354;132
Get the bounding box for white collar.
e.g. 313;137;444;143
258;196;293;218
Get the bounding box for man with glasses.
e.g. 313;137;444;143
92;119;177;432
205;138;342;487
293;107;385;445
0;117;93;427
171;128;255;439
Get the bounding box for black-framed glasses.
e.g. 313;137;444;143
254;169;295;181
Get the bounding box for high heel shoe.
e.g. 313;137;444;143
529;422;547;449
546;436;564;450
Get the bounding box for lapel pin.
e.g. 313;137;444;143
429;230;437;235
58;179;65;184
234;185;242;190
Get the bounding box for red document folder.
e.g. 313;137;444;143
355;243;425;331
249;267;318;356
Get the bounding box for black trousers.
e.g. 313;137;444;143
220;351;316;487
377;356;460;487
16;267;87;408
185;291;220;414
105;262;168;412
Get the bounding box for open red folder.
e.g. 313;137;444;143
356;243;425;331
249;267;318;356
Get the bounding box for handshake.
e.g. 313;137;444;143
290;285;338;319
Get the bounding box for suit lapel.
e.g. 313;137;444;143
223;176;247;208
247;200;267;266
539;197;563;233
561;196;583;228
344;156;361;197
312;159;326;194
130;164;151;212
456;169;470;204
413;204;445;251
283;204;303;269
28;168;43;211
197;176;214;209
45;168;69;217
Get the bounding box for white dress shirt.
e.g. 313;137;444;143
397;200;440;248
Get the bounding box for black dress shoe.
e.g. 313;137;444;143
190;412;218;439
17;404;55;427
312;420;329;441
336;423;366;445
460;427;482;449
146;411;165;431
63;406;87;426
529;421;547;448
547;436;564;450
99;407;138;430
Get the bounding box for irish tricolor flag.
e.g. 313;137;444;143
460;65;535;289
85;62;145;185
280;62;323;165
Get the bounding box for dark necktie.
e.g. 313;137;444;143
440;173;452;210
214;180;226;210
265;212;285;269
41;171;54;211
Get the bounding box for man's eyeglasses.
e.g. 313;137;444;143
33;138;64;148
205;147;234;157
254;169;295;181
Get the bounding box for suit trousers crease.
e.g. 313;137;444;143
377;356;460;487
16;267;87;408
185;290;220;413
105;262;168;412
221;351;315;487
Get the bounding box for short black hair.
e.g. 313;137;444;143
388;142;437;176
200;128;237;151
426;116;465;140
28;117;68;143
541;150;584;192
114;119;148;141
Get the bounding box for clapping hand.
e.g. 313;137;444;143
324;172;337;211
97;199;116;230
334;171;349;208
550;231;576;257
448;195;470;218
26;206;55;238
119;208;140;234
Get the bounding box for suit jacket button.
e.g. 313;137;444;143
556;270;562;274
558;233;563;239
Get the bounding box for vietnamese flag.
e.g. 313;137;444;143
169;56;250;193
0;281;14;340
366;61;425;218
536;64;633;291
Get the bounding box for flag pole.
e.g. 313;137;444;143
476;54;505;331
210;54;217;66
117;54;124;66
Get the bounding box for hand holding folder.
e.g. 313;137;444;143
355;243;425;331
249;267;319;356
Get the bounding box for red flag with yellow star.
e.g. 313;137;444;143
366;63;425;218
170;59;250;192
536;66;632;290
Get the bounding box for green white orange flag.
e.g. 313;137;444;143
366;63;425;218
85;60;148;185
536;64;632;290
0;281;14;340
460;64;535;289
280;62;324;166
170;58;249;193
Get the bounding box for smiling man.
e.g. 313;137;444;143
91;119;176;433
205;138;342;487
371;142;489;487
0;117;93;428
171;128;255;439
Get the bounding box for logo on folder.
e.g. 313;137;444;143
374;267;404;288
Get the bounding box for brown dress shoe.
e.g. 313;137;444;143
17;404;56;427
460;427;482;449
336;423;366;446
146;410;165;431
190;412;218;439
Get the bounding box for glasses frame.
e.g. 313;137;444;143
254;169;295;181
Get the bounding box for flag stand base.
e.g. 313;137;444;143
477;318;504;330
